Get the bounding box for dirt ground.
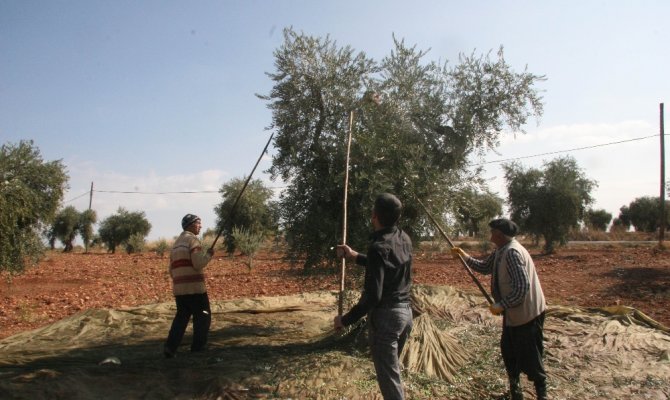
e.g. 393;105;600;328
0;242;669;400
2;242;669;341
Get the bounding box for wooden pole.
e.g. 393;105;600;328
86;181;93;253
416;197;494;305
338;110;355;316
660;103;666;247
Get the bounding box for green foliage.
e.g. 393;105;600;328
214;177;277;254
453;188;503;237
154;239;169;258
622;196;670;232
79;209;97;252
504;156;596;253
584;208;612;231
232;226;266;271
262;28;544;268
0;140;68;275
125;233;146;254
51;206;81;252
98;208;151;253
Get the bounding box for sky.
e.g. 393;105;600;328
1;1;668;241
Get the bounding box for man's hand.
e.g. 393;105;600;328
451;247;467;259
489;303;504;316
336;245;358;261
333;315;345;331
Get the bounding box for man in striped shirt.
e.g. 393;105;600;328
164;213;214;358
452;218;547;400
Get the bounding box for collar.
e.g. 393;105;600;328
370;226;397;240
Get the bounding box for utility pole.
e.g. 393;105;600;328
88;181;94;210
660;103;666;247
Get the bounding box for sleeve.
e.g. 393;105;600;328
341;248;384;326
189;238;212;271
499;249;529;309
465;252;496;275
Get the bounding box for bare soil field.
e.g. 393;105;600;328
0;242;669;399
2;243;669;340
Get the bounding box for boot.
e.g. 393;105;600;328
509;377;523;400
534;378;547;400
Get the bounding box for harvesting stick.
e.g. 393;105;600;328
416;197;494;305
338;110;355;316
209;132;275;252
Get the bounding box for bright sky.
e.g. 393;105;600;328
2;1;668;241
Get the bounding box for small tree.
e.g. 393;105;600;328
504;156;596;253
125;233;146;254
0;141;68;275
232;226;265;271
453;188;503;237
51;206;81;252
624;196;670;232
98;208;151;253
584;208;612;231
80;209;97;253
154;239;169;258
214;178;277;254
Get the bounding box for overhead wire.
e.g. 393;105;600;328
62;134;663;204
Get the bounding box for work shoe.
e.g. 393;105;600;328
163;345;176;359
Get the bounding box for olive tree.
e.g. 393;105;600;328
98;208;151;253
504;156;596;253
453;188;503;237
214;177;277;254
622;196;670;232
261;28;545;268
0;141;68;275
584;208;612;231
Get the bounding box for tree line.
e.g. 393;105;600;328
2;29;667;275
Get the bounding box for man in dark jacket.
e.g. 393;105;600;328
335;193;413;400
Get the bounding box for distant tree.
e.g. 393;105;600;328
214;177;276;254
504;156;596;253
625;196;670;232
453;188;503;237
584;208;612;231
98;208;151;253
51;206;81;252
232;226;266;271
80;209;97;252
615;205;632;230
262;28;544;268
125;233;146;254
0;141;68;275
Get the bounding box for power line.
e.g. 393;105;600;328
471;134;659;166
62;134;662;203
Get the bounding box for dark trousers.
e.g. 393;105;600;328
501;312;547;398
368;304;413;400
165;292;211;353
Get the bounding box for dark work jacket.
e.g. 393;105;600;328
341;226;413;326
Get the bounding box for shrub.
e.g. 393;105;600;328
154;239;169;258
232;226;265;271
125;233;146;254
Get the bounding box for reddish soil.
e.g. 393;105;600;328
1;244;669;340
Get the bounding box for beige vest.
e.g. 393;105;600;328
493;240;546;326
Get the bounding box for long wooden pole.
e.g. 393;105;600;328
209;132;275;251
660;103;666;246
416;198;494;304
338;110;355;316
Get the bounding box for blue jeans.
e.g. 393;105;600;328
368;304;413;400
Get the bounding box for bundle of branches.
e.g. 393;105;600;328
400;313;470;383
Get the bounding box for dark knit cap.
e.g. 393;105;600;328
488;218;519;237
181;214;200;230
374;193;402;227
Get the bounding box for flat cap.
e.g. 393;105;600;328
488;218;519;237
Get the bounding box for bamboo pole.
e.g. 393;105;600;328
338;110;355;316
660;103;666;247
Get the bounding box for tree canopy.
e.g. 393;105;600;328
584;208;612;231
261;28;545;268
504;156;596;253
618;196;670;232
214;177;277;253
453;188;503;237
98;208;151;253
0;141;68;275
